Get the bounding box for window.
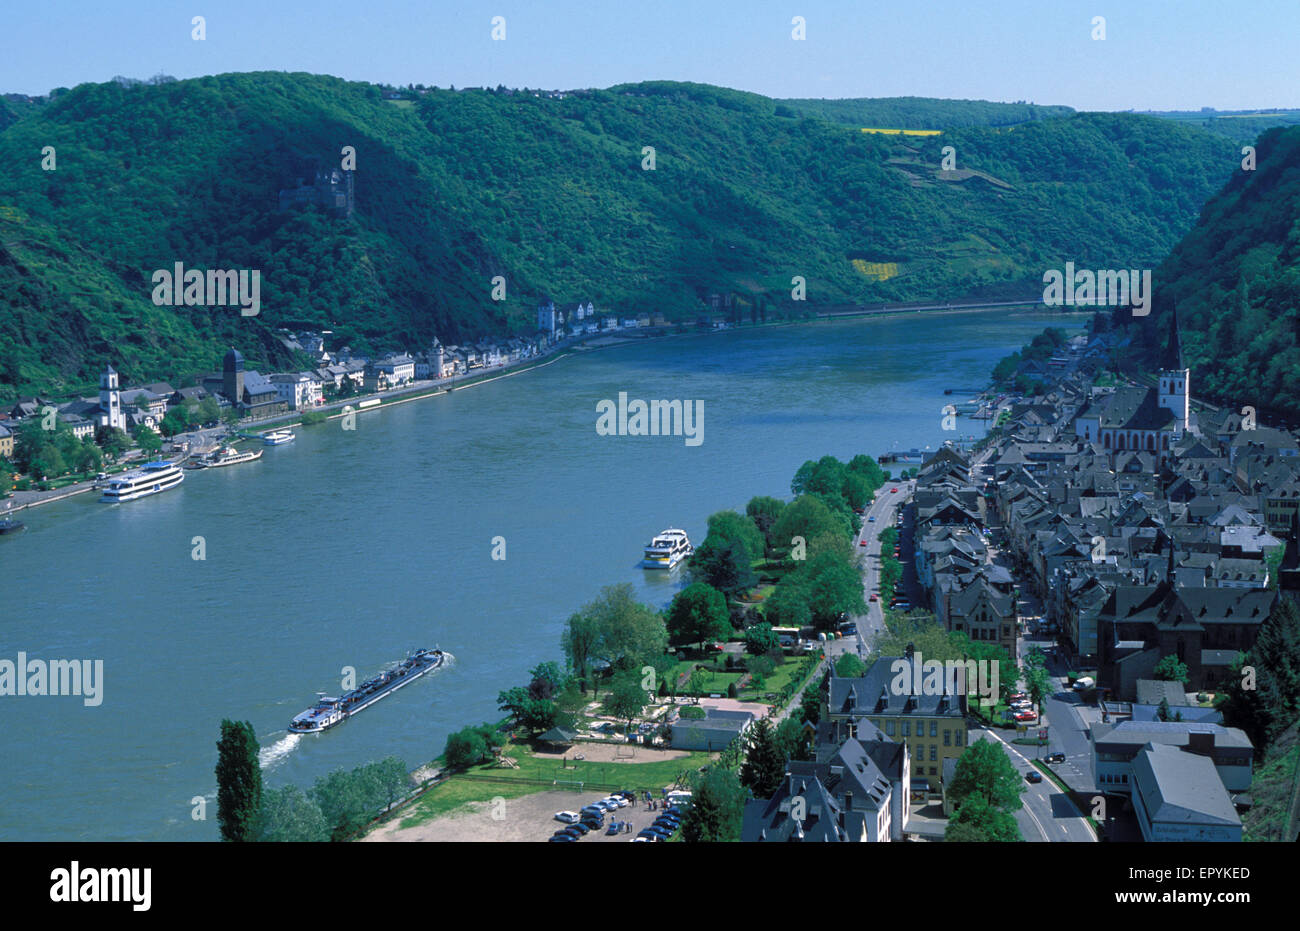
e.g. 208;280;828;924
902;722;910;737
885;720;895;736
930;746;937;761
943;731;951;746
930;721;938;737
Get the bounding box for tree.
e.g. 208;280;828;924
1020;648;1052;712
197;396;221;425
691;535;757;597
100;428;130;461
705;510;765;564
371;756;413;811
528;661;566;700
774;716;813;763
562;584;668;680
835;653;867;677
666;582;730;648
605;671;648;732
258;785;329;842
945;794;1022;842
681;765;747;842
444;726;489;770
1156;696;1172;722
745;622;780;655
746;495;786;549
740;718;786;799
1217;598;1300;752
1153;654;1190;685
561;610;601;685
215;719;263;842
764;581;812;630
310;766;386;841
797;683;822;725
135;424;162;455
946;738;1025;813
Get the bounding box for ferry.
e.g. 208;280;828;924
262;430;295;446
288;649;447;734
643;528;693;569
99;461;184;503
204;445;263;468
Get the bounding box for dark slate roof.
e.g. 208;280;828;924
740;772;859;842
829;657;967;718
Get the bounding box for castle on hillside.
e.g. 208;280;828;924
278;156;354;217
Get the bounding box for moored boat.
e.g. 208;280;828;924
262;430;295;446
205;445;263;467
99;461;185;503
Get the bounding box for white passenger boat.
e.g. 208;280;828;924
642;528;693;569
99;461;185;503
205;445;263;467
262;431;295;446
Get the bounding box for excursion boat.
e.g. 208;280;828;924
99;461;185;503
643;528;693;570
288;649;447;734
262;431;295;446
204;445;263;468
0;515;24;535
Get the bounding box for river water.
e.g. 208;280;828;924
0;310;1073;840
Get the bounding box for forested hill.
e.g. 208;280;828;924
1132;125;1300;421
0;74;1237;399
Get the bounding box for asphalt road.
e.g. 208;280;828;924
838;479;915;658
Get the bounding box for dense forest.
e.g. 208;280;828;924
1128;124;1300;421
0;74;1241;399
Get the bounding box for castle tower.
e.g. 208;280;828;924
223;348;245;411
99;364;124;432
1157;305;1189;437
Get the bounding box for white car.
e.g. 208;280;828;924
606;796;629;808
554;811;580;824
593;799;619;811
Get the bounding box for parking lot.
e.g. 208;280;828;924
549;791;687;843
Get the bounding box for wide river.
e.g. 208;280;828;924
1;310;1074;840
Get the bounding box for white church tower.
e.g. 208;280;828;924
1157;306;1189;437
99;364;125;432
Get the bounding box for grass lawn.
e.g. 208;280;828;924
397;745;712;829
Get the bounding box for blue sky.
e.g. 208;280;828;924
3;0;1297;111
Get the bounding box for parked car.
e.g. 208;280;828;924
869;593;878;602
635;829;660;842
1072;677;1095;691
549;833;576;842
890;487;898;493
1013;710;1038;723
1045;752;1066;763
554;811;580;824
606;821;623;835
1025;770;1043;784
568;822;591;835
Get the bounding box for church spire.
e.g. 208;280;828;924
1162;303;1184;371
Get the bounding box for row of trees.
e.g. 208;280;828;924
216;719;412;842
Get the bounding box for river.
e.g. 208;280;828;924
0;310;1076;840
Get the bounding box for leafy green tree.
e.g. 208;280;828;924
258;785;329;842
771;494;851;554
705;510;765;564
135;424;162;455
945;794;1022;842
443;726;489;770
197;396;221;425
215;719;263;842
528;661;566;700
1217;598;1300;752
681;766;747;842
666;582;730;648
1153;654;1190;685
773;716;813;763
100;428;130;460
740;718;786;799
605;670;649;732
370;756;413;811
764;581;813;630
310;766;386;841
835;653;867;677
797;683;822;725
691;535;757;597
946;738;1025;813
561;610;602;684
744;622;780;655
745;495;786;549
1021;648;1052;711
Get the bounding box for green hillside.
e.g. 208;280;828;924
1131;124;1300;420
0;73;1238;400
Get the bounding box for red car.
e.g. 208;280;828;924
890;487;898;493
1013;710;1038;723
859;539;869;546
